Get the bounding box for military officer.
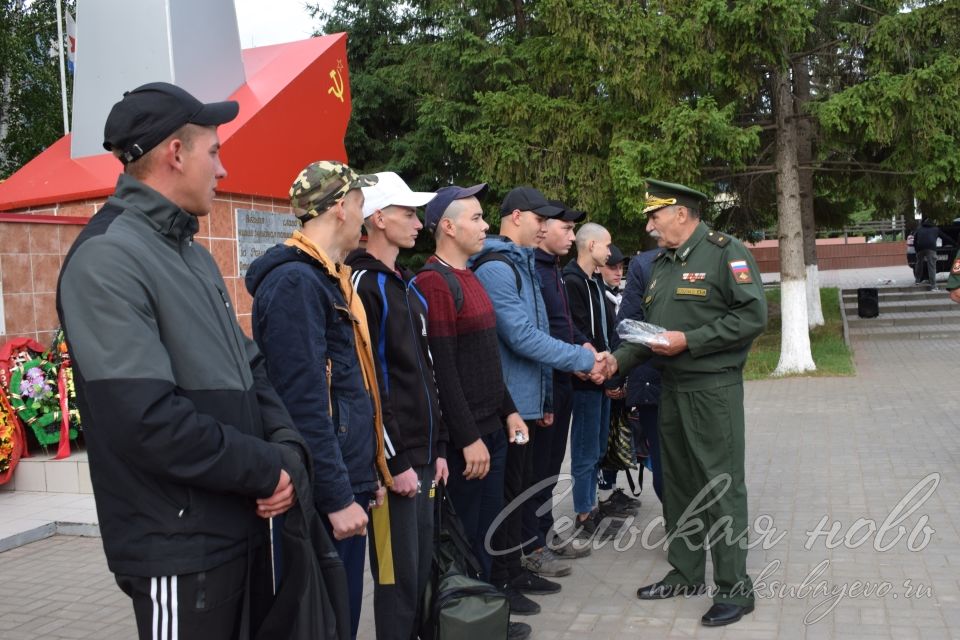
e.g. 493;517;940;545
947;255;960;304
603;179;767;627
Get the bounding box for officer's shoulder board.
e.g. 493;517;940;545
706;230;730;248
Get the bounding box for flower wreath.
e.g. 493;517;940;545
0;401;20;481
0;334;79;463
8;358;74;447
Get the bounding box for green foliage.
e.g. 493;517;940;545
0;0;73;178
314;0;960;253
814;1;960;214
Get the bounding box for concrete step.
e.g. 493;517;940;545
841;285;924;296
0;448;91;494
841;290;948;303
844;299;960;315
847;312;960;329
848;324;959;341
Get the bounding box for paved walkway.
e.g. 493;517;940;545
762;264;943;289
1;334;958;639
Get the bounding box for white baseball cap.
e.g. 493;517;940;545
361;171;437;218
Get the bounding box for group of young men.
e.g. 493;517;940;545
58;82;767;640
243;157;663;639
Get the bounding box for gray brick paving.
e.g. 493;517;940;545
1;334;958;639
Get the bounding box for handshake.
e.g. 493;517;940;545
575;349;618;384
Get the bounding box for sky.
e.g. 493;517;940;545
234;0;336;49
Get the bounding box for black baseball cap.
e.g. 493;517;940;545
103;82;239;164
606;244;625;265
547;199;586;223
500;186;564;218
424;183;488;232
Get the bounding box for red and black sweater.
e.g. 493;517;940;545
416;256;518;450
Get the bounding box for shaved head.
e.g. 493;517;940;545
575;222;608;252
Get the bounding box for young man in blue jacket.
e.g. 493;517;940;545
345;172;449;640
471;186;607;614
247;161;391;640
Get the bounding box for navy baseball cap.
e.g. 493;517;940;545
500;186;564;218
547;199;586;223
424;183;488;232
606;244;625;265
103;82;239;164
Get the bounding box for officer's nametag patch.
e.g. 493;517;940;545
675;287;708;298
682;272;706;282
729;260;753;284
953;257;960;275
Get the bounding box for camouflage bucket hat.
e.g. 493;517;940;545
289;160;378;221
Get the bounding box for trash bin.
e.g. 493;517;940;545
857;287;879;318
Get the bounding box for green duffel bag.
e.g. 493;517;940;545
420;483;509;640
434;571;509;639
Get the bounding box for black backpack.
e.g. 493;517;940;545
417;253;522;313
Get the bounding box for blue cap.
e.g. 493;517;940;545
424;183;488;232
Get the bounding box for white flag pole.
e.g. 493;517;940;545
55;0;70;134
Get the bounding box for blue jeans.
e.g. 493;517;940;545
324;492;371;640
570;390;610;514
446;428;507;581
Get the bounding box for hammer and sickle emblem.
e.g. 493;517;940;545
328;69;345;103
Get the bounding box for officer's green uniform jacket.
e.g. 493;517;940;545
613;220;766;606
947;256;960;290
613;222;767;384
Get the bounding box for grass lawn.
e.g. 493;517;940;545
743;287;856;380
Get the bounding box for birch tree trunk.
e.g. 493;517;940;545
793;56;824;328
773;66;816;375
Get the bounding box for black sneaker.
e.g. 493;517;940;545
500;584;541;615
574;510;624;541
598;491;639;518
511;568;562;594
508;621;532;639
548;532;592;558
609;487;641;508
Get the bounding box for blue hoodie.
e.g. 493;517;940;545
470;236;596;419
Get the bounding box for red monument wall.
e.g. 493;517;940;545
0;196;293;347
747;240;908;274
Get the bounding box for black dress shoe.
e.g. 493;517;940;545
636;581;706;600
700;602;755;626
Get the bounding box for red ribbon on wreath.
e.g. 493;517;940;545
55;354;72;460
0;338;44;484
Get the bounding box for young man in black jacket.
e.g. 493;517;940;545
345;172;449;640
617;248;664;502
58;83;304;640
562;222;626;537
